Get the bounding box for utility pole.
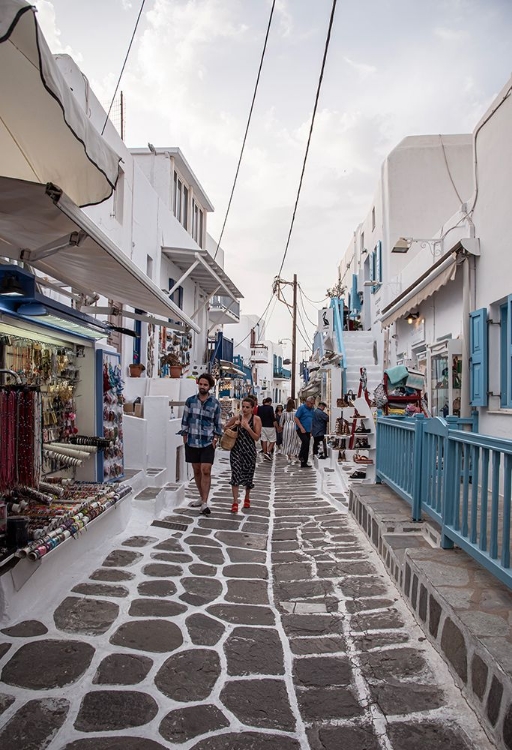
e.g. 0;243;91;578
292;273;297;402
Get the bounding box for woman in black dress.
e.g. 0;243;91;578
225;397;262;513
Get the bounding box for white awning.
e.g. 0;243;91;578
0;177;200;332
163;246;243;300
381;253;458;329
0;0;120;206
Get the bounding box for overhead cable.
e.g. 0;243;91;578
298;287;318;328
276;0;338;277
213;1;276;260
299;284;329;306
102;0;147;135
234;291;274;348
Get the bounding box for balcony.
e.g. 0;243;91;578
250;344;269;364
273;366;291;380
208;295;240;325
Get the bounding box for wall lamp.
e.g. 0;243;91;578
392;237;443;256
406;311;420;325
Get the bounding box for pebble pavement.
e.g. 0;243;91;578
0;453;495;749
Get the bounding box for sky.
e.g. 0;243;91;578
35;0;512;356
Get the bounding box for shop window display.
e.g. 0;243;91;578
0;330;130;564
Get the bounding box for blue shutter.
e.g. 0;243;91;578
469;308;488;406
507;296;512;407
377;240;382;283
370;250;377;294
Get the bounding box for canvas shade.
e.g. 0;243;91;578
0;0;120;206
0;177;200;332
381;253;458;329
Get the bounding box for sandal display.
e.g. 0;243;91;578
350;470;366;479
354;454;374;464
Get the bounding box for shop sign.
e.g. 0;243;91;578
318;308;333;334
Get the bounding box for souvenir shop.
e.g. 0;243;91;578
0;267;131;566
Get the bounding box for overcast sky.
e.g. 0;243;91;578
36;0;512;354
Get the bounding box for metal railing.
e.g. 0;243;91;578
210;295;240;319
376;413;512;589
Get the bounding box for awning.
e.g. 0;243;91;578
163;246;243;300
219;360;246;377
0;177;200;332
0;0;120;206
381;252;458;329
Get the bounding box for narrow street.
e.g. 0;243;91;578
0;455;493;750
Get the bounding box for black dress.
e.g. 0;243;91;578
230;416;257;489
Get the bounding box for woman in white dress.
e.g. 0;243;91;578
281;398;300;462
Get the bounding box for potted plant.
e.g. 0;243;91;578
161;352;183;379
128;362;145;378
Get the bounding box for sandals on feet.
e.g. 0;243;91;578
243;499;250;508
231;502;239;514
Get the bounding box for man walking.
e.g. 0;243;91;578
257;397;277;461
312;401;329;459
294;396;315;468
180;373;222;515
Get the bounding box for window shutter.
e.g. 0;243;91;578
507;296;512;406
377;240;382;283
469;308;488;406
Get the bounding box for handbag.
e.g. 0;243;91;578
373;383;388;408
336;397;349;408
220;424;239;450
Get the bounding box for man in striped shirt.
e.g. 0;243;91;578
179;373;222;515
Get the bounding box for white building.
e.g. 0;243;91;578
332;74;512;439
230;315;291;405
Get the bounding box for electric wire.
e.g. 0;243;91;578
102;0;147;135
296;304;314;348
298;283;329;306
276;0;338;277
234;291;274;348
284;303;310;349
213;1;276;260
298;287;318;328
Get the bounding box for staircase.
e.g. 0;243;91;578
342;332;382;397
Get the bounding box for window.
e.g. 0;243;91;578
168;278;183;310
370;241;382;294
360;232;365;254
372;207;376;231
146;255;153;280
192;200;204;247
173;171;188;229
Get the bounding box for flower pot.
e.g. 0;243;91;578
129;364;145;378
170;365;183;379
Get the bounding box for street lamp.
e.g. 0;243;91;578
391;237;443;256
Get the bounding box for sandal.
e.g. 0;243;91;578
231;502;239;514
243;499;250;508
350;470;366;479
354;454;373;464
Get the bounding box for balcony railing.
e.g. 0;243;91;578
273;367;291;379
250;345;269;364
209;295;240;320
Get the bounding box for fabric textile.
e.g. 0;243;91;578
312;408;329;437
185;444;215;464
313;436;327;456
282;411;300;457
179;394;222;448
257;404;276;428
295;403;314;432
261;426;276;443
298;431;311;464
230;416;257;488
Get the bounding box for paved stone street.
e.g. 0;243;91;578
0;455;494;749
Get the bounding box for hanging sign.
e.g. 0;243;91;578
318;308;333;333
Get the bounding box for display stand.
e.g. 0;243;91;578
96;350;124;481
383;372;424;415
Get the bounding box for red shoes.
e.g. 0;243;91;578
231;502;238;513
243;499;250;508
